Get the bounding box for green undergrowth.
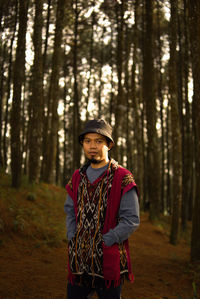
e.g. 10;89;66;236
0;172;67;248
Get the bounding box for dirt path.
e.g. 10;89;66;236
0;214;199;299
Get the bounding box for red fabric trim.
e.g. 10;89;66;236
122;183;137;197
102;166;136;281
65;169;80;222
65;185;73;198
103;167;137;234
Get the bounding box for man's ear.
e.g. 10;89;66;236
108;142;114;150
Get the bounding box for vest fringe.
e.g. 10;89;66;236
114;278;121;287
105;278;121;289
129;273;134;283
105;279;112;289
68;272;75;285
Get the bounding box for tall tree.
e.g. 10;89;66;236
131;0;144;203
112;0;125;162
156;0;165;212
40;0;52;180
143;0;160;220
10;0;29;188
169;0;182;245
62;48;69;185
188;0;200;261
42;0;66;183
97;27;105;119
0;44;6;168
124;23;132;170
72;0;81;171
29;0;44;183
181;0;191;231
85;0;95;120
3;0;18;170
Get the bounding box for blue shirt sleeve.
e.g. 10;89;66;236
64;195;76;240
102;187;140;246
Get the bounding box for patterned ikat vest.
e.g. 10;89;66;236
66;159;137;287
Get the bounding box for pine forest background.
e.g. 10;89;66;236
0;0;200;262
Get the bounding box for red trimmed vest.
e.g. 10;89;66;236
66;159;137;287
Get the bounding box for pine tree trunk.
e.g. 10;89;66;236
113;0;124;162
169;0;182;245
124;23;132;170
29;0;44;183
40;0;51;180
156;0;165;212
62;47;68;185
166;102;172;213
56;132;60;184
42;0;66;183
3;2;18;170
10;0;29;188
22;87;28;175
188;0;200;262
85;1;94;121
98;29;104;119
72;0;81;171
143;0;161;220
131;0;144;203
181;0;191;231
0;6;4;169
109;26;114;124
0;44;6;168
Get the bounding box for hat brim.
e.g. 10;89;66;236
79;129;114;145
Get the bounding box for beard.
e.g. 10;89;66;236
89;158;103;164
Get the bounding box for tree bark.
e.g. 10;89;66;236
42;0;66;183
181;0;191;231
3;0;18;170
10;0;29;188
156;0;165;213
85;1;94;121
62;48;69;186
188;0;200;262
40;0;51;180
169;0;182;245
112;0;125;162
72;0;81;171
29;0;44;183
143;0;161;220
98;28;105;119
0;44;6;168
131;0;144;203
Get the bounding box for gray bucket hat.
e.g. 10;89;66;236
79;119;114;145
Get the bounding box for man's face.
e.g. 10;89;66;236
82;133;112;166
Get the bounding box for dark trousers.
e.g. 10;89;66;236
67;283;122;299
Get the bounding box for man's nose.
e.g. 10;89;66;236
89;141;97;148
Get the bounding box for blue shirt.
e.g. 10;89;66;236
64;163;140;246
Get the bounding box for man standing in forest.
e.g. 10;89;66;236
64;119;140;299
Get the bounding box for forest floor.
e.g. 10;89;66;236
0;173;200;299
